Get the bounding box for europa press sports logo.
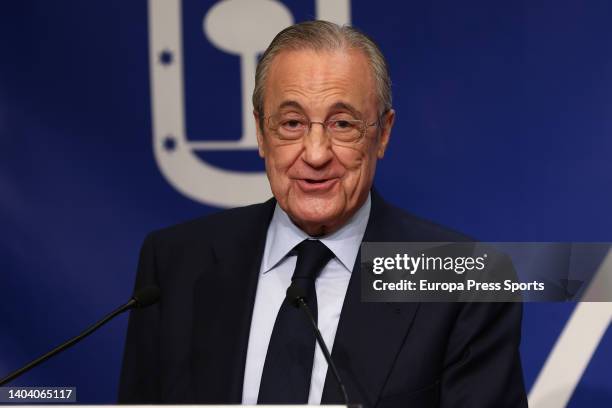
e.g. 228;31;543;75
147;0;350;208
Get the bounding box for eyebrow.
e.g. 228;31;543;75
277;100;304;112
329;102;362;118
276;100;363;118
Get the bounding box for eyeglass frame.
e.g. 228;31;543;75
264;109;391;144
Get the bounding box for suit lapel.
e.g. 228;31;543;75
321;193;421;407
192;199;276;403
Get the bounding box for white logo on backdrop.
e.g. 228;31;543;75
528;251;612;408
148;0;351;207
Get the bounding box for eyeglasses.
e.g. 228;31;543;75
266;112;384;145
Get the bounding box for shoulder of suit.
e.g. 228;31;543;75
372;195;474;242
144;198;276;249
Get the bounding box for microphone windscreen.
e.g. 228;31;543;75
132;286;161;308
286;283;307;308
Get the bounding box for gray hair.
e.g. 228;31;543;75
253;20;392;130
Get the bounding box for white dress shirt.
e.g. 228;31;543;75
241;194;371;405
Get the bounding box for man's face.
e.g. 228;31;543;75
255;49;394;236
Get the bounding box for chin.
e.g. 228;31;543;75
297;209;339;226
288;197;345;234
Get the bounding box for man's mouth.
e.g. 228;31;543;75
295;178;339;192
304;178;328;184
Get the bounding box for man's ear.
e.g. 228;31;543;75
254;110;265;158
377;109;395;159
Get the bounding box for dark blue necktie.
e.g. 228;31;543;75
257;239;334;404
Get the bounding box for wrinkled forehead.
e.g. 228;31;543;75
263;48;378;116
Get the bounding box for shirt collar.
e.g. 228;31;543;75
261;193;371;274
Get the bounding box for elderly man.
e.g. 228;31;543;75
119;21;526;407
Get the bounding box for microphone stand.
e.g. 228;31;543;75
0;287;159;386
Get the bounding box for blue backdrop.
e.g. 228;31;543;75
1;0;611;406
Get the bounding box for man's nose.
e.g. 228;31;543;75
302;123;333;168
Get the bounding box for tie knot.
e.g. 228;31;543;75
292;239;334;281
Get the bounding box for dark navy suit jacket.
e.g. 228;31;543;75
118;192;527;407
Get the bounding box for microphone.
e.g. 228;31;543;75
0;286;161;386
286;283;350;406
